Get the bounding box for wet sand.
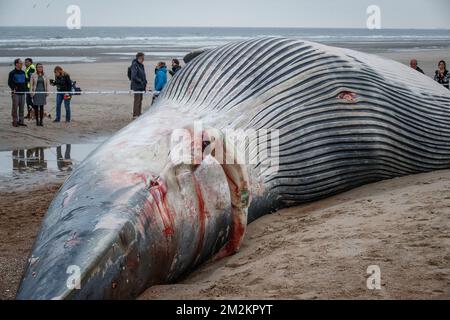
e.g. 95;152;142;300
0;47;450;300
0;183;62;300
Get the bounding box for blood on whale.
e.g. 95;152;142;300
148;178;174;237
192;175;207;257
136;173;175;238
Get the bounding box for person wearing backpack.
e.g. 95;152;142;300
50;66;73;123
129;52;147;118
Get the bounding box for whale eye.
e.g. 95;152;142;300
338;91;357;102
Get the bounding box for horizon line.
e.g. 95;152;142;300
0;25;449;31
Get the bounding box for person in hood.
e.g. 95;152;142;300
130;52;148;118
154;62;167;92
169;59;182;76
434;60;449;90
8;58;27;127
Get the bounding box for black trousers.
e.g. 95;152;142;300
33;105;44;125
26;92;34;116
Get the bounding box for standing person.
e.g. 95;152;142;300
129;52;147;118
409;59;424;74
434;60;449;90
169;59;182;76
24;58;36;120
8;58;27;127
50;66;73;123
154;62;168;92
30;63;50;127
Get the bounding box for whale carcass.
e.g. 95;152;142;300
17;37;450;299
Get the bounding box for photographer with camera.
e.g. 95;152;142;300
50;66;73;123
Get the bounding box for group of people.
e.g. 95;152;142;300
129;52;182;118
8;58;73;127
8;53;182;128
410;59;449;89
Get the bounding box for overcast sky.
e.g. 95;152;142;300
0;0;449;29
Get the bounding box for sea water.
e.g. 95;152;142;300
1;27;450;64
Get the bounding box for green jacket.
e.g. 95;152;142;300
25;64;36;89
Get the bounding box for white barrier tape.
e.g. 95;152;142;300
1;90;157;95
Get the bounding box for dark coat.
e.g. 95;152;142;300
169;65;182;76
415;66;424;74
53;74;72;92
8;69;27;94
130;59;147;92
434;70;450;89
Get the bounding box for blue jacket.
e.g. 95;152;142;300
8;69;27;94
154;66;167;92
130;59;147;92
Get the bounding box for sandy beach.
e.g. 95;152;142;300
0;45;449;300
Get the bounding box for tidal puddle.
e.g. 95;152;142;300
0;143;101;189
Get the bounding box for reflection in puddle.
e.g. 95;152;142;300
0;143;100;178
